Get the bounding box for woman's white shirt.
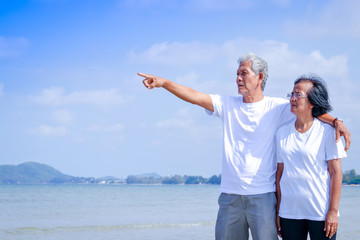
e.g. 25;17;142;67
276;118;347;220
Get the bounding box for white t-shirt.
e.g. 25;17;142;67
206;95;294;195
276;118;347;220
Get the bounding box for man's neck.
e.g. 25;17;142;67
242;92;264;103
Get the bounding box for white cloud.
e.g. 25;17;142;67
52;109;73;125
129;41;219;66
87;123;124;133
29;125;67;137
284;0;360;38
175;72;199;87
156;107;194;129
0;83;4;96
0;36;29;58
30;87;133;107
132;37;349;92
221;39;349;80
155;107;222;142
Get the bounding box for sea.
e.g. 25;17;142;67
0;184;359;240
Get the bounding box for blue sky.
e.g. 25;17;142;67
1;0;359;178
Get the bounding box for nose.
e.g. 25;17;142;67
236;75;242;83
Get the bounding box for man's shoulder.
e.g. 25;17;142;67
263;96;289;112
211;94;242;103
264;96;289;105
276;119;294;137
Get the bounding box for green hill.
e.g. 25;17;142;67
0;162;74;184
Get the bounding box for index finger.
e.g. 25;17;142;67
137;72;150;78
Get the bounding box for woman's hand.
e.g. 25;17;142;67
276;213;282;238
324;210;338;238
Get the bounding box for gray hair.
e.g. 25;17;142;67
237;53;268;91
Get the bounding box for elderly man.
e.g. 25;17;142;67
138;53;350;240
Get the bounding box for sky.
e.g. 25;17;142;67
1;0;359;178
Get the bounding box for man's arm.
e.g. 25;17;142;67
138;72;214;112
317;113;351;151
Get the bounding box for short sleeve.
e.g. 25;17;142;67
205;94;223;118
325;126;347;161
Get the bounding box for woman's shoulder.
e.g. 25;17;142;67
314;118;335;134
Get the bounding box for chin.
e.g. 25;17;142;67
238;89;245;95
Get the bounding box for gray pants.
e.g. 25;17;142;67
215;192;278;240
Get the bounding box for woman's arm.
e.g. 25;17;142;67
275;163;284;238
325;158;343;238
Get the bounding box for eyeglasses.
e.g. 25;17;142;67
287;92;308;100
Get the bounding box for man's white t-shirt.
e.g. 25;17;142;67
276;118;347;220
206;95;294;195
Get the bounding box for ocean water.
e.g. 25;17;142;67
0;184;359;240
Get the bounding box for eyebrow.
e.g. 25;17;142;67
237;69;248;74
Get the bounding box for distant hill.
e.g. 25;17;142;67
0;162;75;184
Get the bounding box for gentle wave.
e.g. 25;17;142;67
3;221;215;235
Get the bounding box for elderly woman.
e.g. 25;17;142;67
275;74;347;240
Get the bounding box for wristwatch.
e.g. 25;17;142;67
333;118;343;126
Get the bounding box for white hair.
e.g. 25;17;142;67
237;53;268;91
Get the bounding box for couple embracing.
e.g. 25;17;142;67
139;53;350;240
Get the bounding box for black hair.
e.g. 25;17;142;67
294;74;332;117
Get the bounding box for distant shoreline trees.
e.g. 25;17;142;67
343;169;360;185
125;169;360;185
1;162;359;185
126;174;221;185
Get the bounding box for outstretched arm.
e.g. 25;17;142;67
138;72;214;112
318;114;351;151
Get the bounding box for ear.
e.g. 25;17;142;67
258;72;264;84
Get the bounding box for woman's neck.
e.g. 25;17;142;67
295;114;314;133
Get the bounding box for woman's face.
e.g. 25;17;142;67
290;81;314;116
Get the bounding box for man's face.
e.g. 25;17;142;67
236;61;262;96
